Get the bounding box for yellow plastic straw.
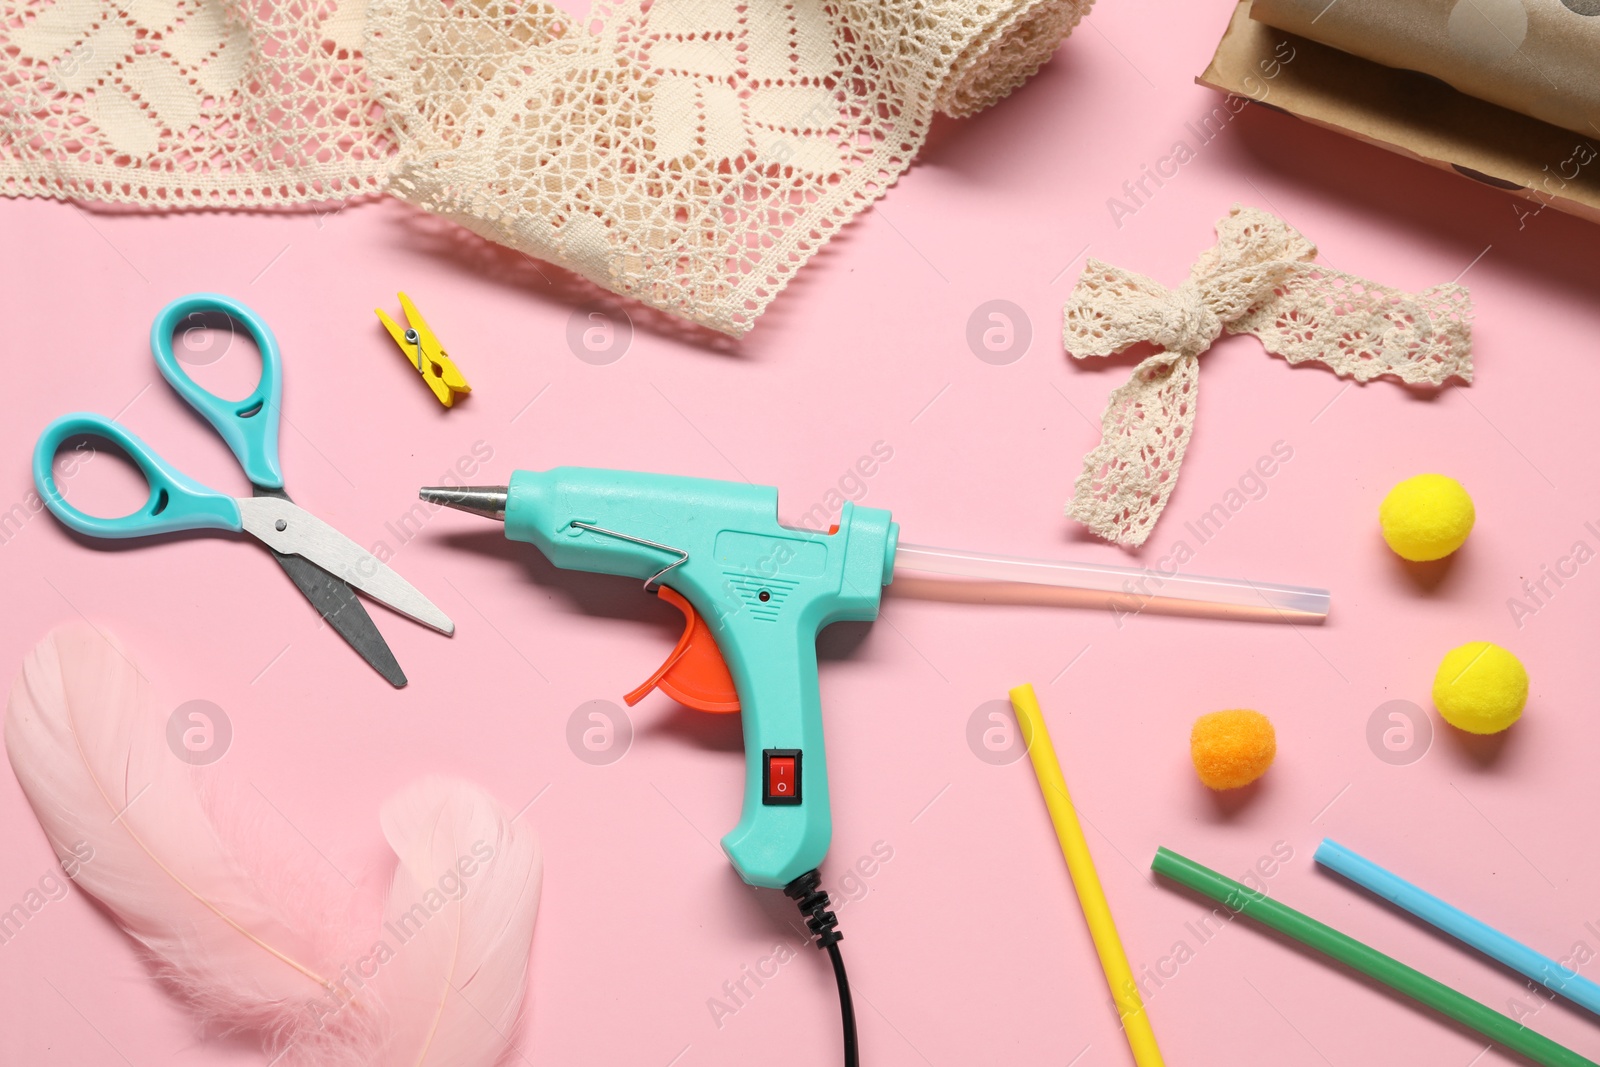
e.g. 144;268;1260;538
1009;684;1164;1067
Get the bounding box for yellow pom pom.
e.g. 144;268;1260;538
1190;709;1276;790
1380;474;1475;562
1433;642;1527;734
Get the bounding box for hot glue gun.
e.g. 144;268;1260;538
425;467;897;891
422;467;1329;890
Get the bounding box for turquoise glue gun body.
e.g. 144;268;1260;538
427;468;898;889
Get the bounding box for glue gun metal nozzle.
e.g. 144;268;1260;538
419;485;509;521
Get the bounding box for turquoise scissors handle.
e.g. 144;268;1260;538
33;413;242;539
150;293;284;490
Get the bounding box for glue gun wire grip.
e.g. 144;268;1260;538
566;521;689;592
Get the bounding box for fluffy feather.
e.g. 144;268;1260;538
4;624;360;1038
369;778;542;1066
4;625;542;1067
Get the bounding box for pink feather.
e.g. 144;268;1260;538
5;625;541;1066
369;778;541;1066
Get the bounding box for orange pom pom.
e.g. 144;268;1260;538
1190;709;1276;790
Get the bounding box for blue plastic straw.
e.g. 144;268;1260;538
1316;839;1600;1016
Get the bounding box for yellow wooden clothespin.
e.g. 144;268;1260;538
376;292;472;408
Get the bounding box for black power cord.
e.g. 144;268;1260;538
785;869;858;1067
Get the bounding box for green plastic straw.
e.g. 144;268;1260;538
1151;847;1597;1067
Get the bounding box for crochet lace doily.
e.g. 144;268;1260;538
367;0;1092;335
0;0;1091;335
1063;206;1474;548
0;0;391;204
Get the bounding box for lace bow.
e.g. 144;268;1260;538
1062;205;1474;547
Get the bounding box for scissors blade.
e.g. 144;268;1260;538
252;488;407;688
237;496;456;636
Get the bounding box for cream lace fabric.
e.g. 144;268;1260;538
1063;205;1474;547
0;0;391;204
368;0;1091;335
0;0;1091;335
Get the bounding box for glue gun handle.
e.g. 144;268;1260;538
719;628;831;890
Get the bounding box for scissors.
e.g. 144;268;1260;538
32;293;453;687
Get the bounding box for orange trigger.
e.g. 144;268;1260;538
623;586;741;713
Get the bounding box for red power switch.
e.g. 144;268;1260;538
763;749;802;805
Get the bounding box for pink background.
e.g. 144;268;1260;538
4;2;1600;1064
